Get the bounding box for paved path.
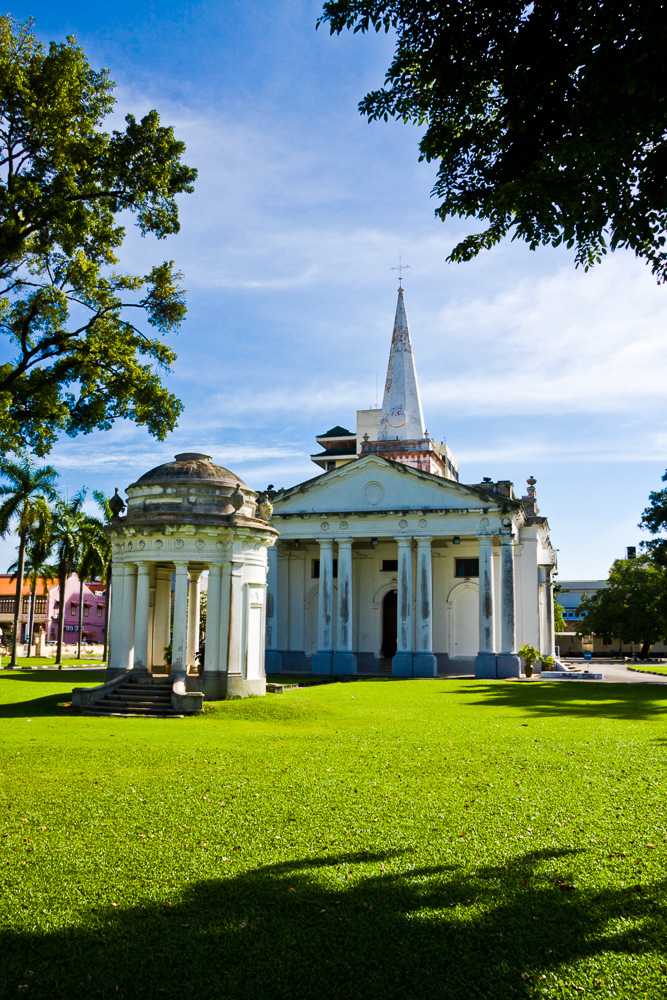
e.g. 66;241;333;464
561;660;667;685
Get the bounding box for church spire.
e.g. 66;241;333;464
377;286;426;441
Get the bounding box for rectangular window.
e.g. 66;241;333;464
381;559;398;572
455;558;479;578
312;559;338;579
70;602;77;615
97;606;103;617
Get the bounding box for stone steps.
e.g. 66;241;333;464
82;679;184;718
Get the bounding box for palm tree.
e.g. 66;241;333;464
8;531;56;657
74;515;110;659
0;458;58;668
92;490;114;663
51;492;86;669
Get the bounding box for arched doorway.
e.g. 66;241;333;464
381;589;397;659
448;582;478;658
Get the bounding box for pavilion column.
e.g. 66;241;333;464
497;536;522;677
151;567;172;671
132;563;152;673
392;536;414;676
171;562;189;680
333;539;356;674
203;561;226;699
265;544;282;671
107;562;127;676
414;537;437;677
475;536;497;678
312;538;334;674
118;562;137;672
187;568;202;671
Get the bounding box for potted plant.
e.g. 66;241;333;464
518;643;541;678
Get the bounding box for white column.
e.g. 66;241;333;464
187;569;202;670
313;538;334;673
414;537;436;676
133;562;151;672
108;562;126;673
151;567;172;670
497;536;522;677
217;562;232;673
204;563;223;673
393;537;414;675
333;539;356;673
475;536;497;677
171;562;189;680
265;543;282;671
227;557;245;677
119;562;137;671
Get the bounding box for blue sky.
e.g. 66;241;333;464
2;0;666;578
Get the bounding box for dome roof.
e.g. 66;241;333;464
132;453;248;490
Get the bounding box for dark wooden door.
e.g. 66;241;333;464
381;590;398;659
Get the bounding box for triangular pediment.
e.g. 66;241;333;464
273;456;499;515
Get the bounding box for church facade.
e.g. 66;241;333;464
266;288;556;679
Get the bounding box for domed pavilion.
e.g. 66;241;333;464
79;453;277;710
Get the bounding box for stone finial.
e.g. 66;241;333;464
108;487;126;519
230;483;244;512
256;491;274;522
527;475;537;498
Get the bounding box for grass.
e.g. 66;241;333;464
0;655;104;669
628;664;667;677
0;672;665;1000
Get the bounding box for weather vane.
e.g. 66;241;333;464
391;256;411;288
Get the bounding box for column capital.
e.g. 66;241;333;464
395;535;413;547
335;537;353;548
173;560;189;572
124;561;138;573
499;533;516;545
416;535;433;546
317;537;334;549
208;561;223;576
136;562;151;577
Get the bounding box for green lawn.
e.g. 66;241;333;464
628;664;667;677
0;655;104;669
0;672;665;1000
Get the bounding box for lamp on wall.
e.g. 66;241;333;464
370;537;378;548
452;536;461;545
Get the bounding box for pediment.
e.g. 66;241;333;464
273;456;494;515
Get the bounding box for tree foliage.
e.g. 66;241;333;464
0;17;196;455
640;469;667;567
579;557;667;657
319;1;667;280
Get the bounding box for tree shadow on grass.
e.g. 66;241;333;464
466;682;667;722
2;848;664;1000
0;671;105;718
0;669;106;683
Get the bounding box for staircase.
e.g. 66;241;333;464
81;676;183;718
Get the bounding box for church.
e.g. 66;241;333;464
266;287;557;679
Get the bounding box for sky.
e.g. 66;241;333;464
2;0;666;579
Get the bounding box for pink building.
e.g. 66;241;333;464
47;575;107;644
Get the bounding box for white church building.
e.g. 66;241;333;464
266;287;557;679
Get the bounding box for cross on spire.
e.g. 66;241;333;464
391;256;411;288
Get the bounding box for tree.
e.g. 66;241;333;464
74;514;110;658
8;512;55;655
51;492;86;668
0;456;57;666
554;600;566;634
92;489;114;662
579;557;667;659
319;2;667;280
640;469;667;567
0;17;197;456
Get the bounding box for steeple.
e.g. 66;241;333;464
377;286;426;441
